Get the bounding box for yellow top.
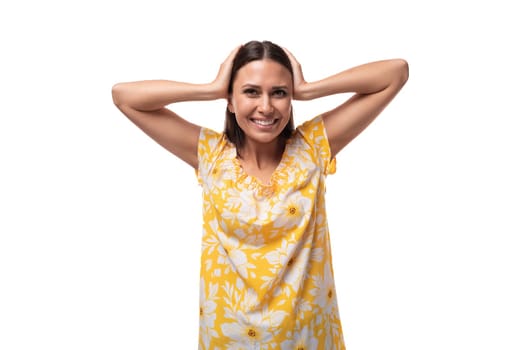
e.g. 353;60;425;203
196;116;345;349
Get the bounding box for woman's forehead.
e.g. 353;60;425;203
234;59;292;86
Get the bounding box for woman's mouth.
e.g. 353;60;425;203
251;118;278;127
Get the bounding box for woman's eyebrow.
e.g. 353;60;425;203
240;84;289;89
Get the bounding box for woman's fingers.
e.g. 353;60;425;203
213;45;241;98
283;47;306;98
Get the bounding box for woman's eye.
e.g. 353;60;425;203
273;90;287;97
243;89;258;96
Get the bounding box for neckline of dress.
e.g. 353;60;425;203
231;139;292;188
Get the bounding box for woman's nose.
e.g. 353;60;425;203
258;95;274;115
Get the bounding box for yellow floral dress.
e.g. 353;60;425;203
196;116;345;349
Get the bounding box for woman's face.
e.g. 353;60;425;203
228;59;292;148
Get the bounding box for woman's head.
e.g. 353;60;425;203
225;40;295;151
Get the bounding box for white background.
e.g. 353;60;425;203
1;1;524;349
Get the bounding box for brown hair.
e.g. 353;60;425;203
224;40;295;150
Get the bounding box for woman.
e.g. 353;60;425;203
112;40;408;349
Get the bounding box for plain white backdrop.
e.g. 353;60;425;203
1;1;524;349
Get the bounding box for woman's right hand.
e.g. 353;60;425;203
210;45;241;99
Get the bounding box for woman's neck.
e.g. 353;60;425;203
237;138;285;171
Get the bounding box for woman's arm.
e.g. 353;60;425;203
286;49;409;157
111;47;239;169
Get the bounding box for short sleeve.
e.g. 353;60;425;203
195;127;225;185
296;115;336;175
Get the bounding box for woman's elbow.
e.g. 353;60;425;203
111;82;127;107
395;59;409;85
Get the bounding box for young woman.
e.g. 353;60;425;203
112;40;408;349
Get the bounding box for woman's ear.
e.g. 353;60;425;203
227;98;234;114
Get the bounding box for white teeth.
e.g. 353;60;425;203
253;119;275;126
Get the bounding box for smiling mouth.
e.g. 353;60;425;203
251;118;278;126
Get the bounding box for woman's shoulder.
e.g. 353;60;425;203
197;127;232;163
199;126;228;149
294;115;327;145
292;115;335;175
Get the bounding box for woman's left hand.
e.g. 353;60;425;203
283;48;309;100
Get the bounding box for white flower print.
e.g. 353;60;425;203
222;304;288;348
264;239;296;271
283;246;310;293
271;195;312;230
295;297;313;322
221;312;270;349
239;286;260;311
220;234;255;279
280;323;319;350
311;262;336;314
311;247;324;262
310;262;344;348
237;188;259;222
199;279;218;349
202;228;230;276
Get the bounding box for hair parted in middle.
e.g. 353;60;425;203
224;40;295;151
